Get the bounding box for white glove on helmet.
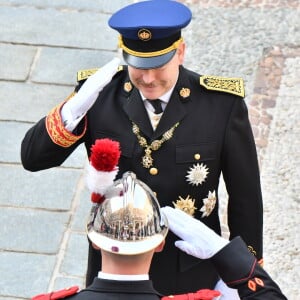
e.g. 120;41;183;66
61;57;120;131
161;206;228;259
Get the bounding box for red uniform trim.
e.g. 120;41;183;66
161;289;221;300
31;286;79;300
226;258;257;285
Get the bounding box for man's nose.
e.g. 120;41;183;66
142;70;156;83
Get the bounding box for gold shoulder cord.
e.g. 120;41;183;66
132;122;179;168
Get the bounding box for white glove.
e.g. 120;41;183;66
161;206;228;259
61;57;120;131
214;279;240;300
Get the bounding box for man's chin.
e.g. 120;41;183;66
140;89;161;100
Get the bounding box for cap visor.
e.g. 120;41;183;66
123;50;176;69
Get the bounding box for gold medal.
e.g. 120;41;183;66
142;147;153;168
173;195;197;217
199;190;216;218
186;163;209;186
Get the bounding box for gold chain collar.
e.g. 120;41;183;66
132;122;179;168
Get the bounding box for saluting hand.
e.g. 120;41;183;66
62;57;121;131
161;206;228;259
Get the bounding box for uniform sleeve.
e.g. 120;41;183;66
21;102;86;171
211;237;287;300
221;97;263;260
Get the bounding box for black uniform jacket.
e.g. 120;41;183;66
21;65;263;294
68;278;161;300
31;238;286;300
212;237;287;300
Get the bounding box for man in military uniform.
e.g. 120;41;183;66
21;0;263;297
33;171;168;300
31;175;287;300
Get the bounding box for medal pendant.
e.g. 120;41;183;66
142;148;153;168
132;121;179;170
142;155;153;168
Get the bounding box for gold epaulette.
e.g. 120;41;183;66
200;75;245;97
77;65;124;82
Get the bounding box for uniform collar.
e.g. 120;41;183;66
98;271;149;281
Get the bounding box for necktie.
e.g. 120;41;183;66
147;99;163;114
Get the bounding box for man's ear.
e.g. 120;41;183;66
177;42;186;64
154;240;165;253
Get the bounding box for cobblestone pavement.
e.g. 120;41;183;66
0;1;299;299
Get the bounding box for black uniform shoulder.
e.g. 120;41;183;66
200;74;245;98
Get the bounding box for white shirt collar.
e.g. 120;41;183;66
140;85;176;113
98;271;149;281
140;85;175;104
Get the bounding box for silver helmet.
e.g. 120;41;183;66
87;171;168;255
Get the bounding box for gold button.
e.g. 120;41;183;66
150;167;158;175
194;153;201;160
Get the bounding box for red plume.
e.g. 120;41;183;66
90;139;121;171
86;139;120;204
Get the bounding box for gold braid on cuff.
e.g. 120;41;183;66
45;98;87;148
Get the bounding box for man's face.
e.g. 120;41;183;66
128;43;185;100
